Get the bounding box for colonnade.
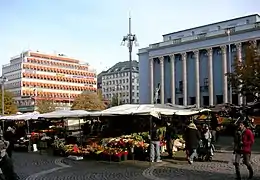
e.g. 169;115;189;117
149;40;258;107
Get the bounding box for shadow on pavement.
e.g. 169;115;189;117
153;165;260;180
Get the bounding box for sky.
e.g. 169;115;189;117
0;0;259;74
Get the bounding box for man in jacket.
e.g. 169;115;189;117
150;122;161;162
184;123;200;164
233;121;254;180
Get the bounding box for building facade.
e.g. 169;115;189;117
2;50;97;112
138;14;260;107
99;60;139;104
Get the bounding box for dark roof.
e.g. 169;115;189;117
101;60;139;75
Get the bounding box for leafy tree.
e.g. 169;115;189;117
97;89;103;101
71;91;106;110
226;42;260;101
36;99;56;113
111;94;123;107
0;90;17;115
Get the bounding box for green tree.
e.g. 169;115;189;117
0;90;17;115
226;42;260;101
111;94;123;107
71;91;106;110
36;99;56;113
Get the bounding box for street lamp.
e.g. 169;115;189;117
121;15;138;104
226;29;232;104
1;76;8;131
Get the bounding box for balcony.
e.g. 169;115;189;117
200;85;209;92
175;88;183;94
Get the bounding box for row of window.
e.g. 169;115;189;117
23;63;95;77
22;73;96;84
103;85;139;92
30;52;80;64
22;82;96;91
2;63;21;74
103;72;139;80
103;91;139;99
5;73;21;81
15;99;73;107
21;90;84;98
103;78;139;86
27;56;88;70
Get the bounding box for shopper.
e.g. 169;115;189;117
233;121;254;180
0;135;19;180
4;127;15;158
184;122;201;164
150;122;161;162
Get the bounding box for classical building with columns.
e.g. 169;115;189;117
138;14;260;107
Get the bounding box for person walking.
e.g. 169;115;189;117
184;122;201;164
0;135;19;180
4;127;15;158
165;122;176;158
150;122;161;162
233;121;254;180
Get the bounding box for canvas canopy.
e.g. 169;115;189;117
77;104;211;118
0;111;40;121
38;110;89;119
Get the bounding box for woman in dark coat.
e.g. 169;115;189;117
184;123;201;164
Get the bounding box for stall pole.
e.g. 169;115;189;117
149;116;152;166
26;120;32;152
78;119;83;148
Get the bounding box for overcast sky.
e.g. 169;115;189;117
0;0;258;73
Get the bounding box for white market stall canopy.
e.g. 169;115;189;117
38;110;89;119
79;104;211;118
0;111;40;121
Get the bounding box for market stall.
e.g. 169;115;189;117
51;104;210;161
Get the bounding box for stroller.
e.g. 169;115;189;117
197;125;215;161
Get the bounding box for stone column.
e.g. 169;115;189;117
182;53;188;106
208;48;214;106
221;46;228;103
236;43;243;105
194;50;200;107
170;54;175;104
149;58;154;104
159;56;165;104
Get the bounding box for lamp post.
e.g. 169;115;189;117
1;76;8;131
121;15;138;104
226;29;232;104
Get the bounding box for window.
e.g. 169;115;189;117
217;26;221;30
246;19;250;24
168;36;172;40
204;78;208;86
173;38;181;44
191;31;195;35
179;81;183;90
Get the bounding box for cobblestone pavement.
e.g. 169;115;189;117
11;151;260;180
145;153;260;180
12;152;59;180
33;159;148;180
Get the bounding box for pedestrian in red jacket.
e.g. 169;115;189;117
233;121;254;180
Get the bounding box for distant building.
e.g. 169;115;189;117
98;60;139;104
2;50;97;112
138;14;260;107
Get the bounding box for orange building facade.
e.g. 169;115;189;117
2;51;97;112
